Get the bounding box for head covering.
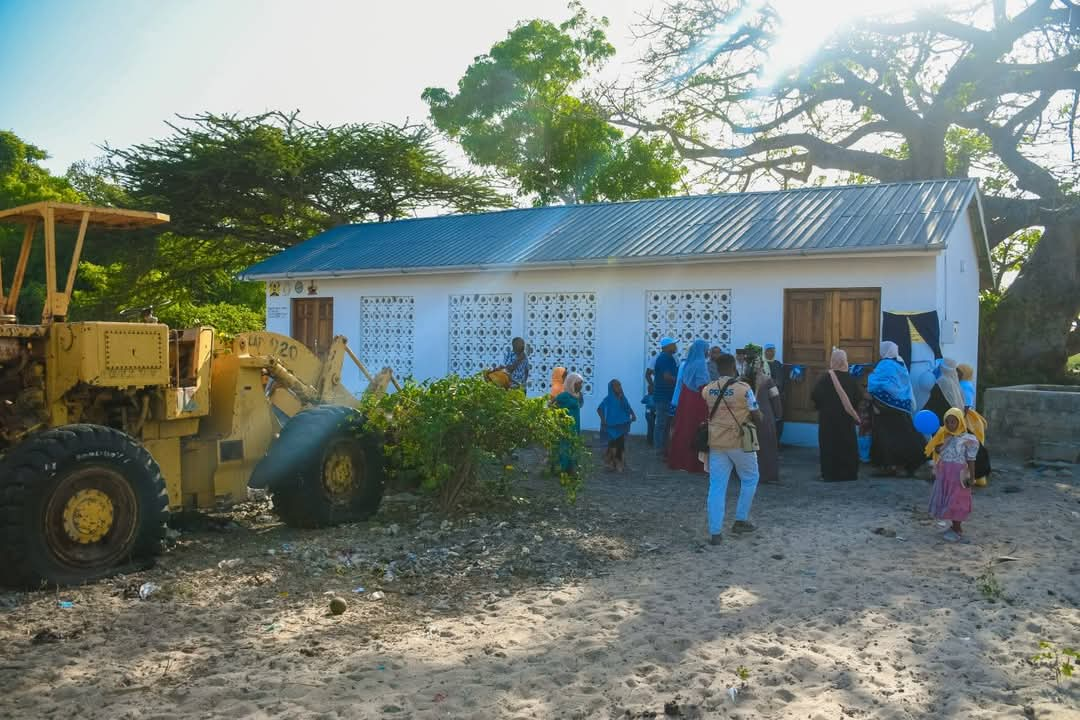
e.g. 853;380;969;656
925;407;969;459
868;349;914;413
936;358;965;411
563;372;584;399
830;348;849;372
598;380;633;439
827;350;861;423
680;339;712;390
659;337;677;348
880;341;900;360
764;343;776;351
956;363;974;381
943;407;967;435
549;366;566;399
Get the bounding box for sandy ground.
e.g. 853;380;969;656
1;440;1078;720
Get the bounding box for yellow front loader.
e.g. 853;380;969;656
0;202;393;587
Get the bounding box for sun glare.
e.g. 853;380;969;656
684;0;940;87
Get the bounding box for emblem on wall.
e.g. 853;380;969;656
294;281;304;295
307;280;319;295
268;281;282;297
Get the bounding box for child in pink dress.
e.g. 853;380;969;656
925;408;979;543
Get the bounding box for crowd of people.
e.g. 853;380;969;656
811;343;990;542
491;334;989;544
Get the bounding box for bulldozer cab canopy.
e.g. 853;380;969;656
0;202;170;323
0;202;169;230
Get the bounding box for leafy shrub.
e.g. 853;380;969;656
1030;641;1077;685
361;375;585;511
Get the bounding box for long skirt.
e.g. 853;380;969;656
755;398;780;484
818;413;859;482
870;402;927;474
667;384;707;473
974;444;991;483
928;461;973;521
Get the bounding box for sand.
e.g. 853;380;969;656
0;443;1078;719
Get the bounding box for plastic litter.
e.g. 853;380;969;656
218;558;243;569
138;582;159;600
728;687;738;702
370;591;385;600
353;586;366;593
57;600;74;609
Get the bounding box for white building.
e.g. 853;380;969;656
243;179;991;446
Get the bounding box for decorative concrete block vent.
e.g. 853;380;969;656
983;385;1080;462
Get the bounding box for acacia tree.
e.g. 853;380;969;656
423;4;686;205
610;0;1080;378
105;111;508;255
78;112;509;323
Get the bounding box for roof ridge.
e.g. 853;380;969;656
338;177;977;229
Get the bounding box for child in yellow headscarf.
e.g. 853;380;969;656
925;408;979;543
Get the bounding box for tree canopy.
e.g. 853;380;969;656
423;4;686;205
104;111;509;256
611;0;1080;378
58;112;510;329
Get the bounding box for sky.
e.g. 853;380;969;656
0;0;657;174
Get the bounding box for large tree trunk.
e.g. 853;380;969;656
988;217;1080;381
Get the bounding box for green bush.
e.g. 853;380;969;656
360;375;586;512
155;301;265;342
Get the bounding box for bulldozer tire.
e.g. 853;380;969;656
0;425;169;588
252;406;385;528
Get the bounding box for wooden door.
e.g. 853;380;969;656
783;288;880;423
291;298;334;357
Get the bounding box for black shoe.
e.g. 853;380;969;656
731;520;756;535
709;534;723;545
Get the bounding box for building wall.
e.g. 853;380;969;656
265;250;980;443
938;211;983;385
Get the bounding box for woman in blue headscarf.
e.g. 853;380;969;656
667;339;711;473
867;341;926;476
597;379;636;472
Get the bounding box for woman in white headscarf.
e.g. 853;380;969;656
924;358;966;423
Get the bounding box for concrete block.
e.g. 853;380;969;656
1034;441;1080;464
984;385;1080;461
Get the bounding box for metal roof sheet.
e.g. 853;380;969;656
242;178;980;279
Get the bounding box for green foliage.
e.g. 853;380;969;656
154;301;265;340
989;227;1041;294
1030;641;1078;685
0;131;81;206
81;112;509;322
735;666;750;681
65;159;132;207
104;112;508;254
423;3;685;204
360;375;586;512
976;563;1006;603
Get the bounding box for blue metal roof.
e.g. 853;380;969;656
242;178;981;279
